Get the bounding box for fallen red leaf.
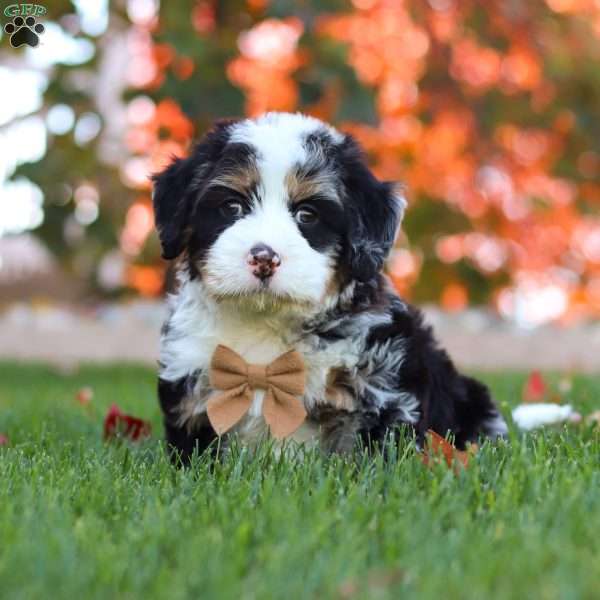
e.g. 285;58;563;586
421;429;470;471
103;404;151;441
522;370;548;403
0;433;9;446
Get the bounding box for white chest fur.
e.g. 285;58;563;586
159;278;363;444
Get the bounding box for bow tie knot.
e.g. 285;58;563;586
246;363;268;389
207;344;307;439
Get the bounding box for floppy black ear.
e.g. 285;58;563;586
151;120;235;260
341;141;406;282
152;155;198;260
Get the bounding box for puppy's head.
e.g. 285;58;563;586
153;112;405;310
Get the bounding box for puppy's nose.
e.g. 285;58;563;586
247;243;281;280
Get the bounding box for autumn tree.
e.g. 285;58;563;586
15;0;600;324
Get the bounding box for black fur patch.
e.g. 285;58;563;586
158;374;217;465
291;195;345;253
186;185;250;273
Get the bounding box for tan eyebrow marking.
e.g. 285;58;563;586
284;169;340;204
209;161;260;196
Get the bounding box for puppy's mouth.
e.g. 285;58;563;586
198;263;300;307
215;289;311;315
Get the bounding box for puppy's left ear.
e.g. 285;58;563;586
342;144;406;282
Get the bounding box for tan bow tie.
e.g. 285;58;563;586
207;344;307;439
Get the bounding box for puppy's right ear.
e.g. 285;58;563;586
152;155;197;260
152;120;235;260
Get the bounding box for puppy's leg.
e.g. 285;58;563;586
357;407;421;455
315;405;419;456
312;406;363;454
158;377;217;465
454;375;508;447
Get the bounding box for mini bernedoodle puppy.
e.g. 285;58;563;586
153;112;507;463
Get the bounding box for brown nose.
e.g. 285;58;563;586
247;243;281;280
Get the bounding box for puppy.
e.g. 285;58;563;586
153;112;507;463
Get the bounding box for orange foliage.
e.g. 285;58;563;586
227;18;305;115
121;198;154;256
126;265;165;297
313;0;600;323
441;283;469;312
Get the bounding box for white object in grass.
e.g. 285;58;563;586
512;403;581;431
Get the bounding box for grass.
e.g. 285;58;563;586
0;363;599;600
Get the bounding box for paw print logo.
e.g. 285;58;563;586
4;16;45;48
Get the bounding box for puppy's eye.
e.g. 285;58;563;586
220;199;244;219
294;207;319;226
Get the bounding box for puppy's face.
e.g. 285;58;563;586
153;113;404;310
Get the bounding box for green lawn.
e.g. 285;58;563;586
0;363;599;600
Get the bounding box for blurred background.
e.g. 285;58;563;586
1;0;600;370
